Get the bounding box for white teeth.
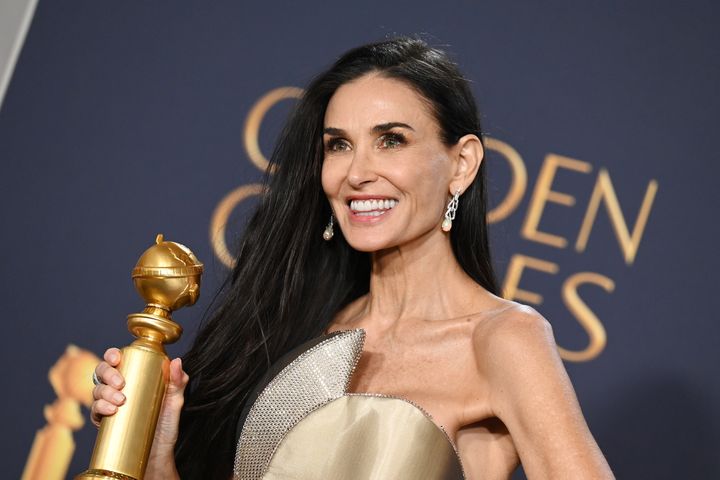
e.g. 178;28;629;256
349;199;398;212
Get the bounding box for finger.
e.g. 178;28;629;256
92;384;126;405
96;362;124;389
90;399;118;427
103;347;122;366
151;358;189;451
167;358;190;396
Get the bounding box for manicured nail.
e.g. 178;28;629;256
113;392;125;403
111;375;123;387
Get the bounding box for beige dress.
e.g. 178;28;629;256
233;329;465;480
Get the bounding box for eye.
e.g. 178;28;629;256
379;132;406;149
325;137;351;152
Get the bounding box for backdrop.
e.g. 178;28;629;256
2;1;718;478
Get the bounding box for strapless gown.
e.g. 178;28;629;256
232;329;465;479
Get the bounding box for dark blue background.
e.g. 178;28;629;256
2;1;718;478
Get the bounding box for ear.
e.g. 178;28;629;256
449;134;484;194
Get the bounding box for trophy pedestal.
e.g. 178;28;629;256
77;469;136;480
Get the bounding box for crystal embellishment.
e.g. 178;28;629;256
233;329;365;480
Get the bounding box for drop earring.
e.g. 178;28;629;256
323;214;334;241
441;189;460;232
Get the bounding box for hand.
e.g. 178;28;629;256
90;347;189;479
90;347;126;427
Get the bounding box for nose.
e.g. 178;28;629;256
346;148;378;188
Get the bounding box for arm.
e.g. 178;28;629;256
475;306;614;479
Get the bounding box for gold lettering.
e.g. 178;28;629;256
502;254;559;305
484;137;528;224
575;168;658;265
521;153;593;248
209;183;264;268
560;272;615;361
244;87;303;173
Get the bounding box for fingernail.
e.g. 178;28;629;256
111;375;123;387
109;352;118;362
113;392;125;403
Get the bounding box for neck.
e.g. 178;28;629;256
360;229;482;326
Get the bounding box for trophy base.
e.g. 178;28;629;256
76;469;137;480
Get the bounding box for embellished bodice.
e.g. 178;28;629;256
233;329;465;479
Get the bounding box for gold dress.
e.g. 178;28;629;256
232;329;465;480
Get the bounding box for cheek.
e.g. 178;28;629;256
397;151;451;208
427;150;451;176
321;160;339;196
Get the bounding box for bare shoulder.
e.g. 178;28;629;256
470;300;566;413
469;300;615;478
327;294;369;330
471;300;556;366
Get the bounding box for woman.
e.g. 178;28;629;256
91;37;614;479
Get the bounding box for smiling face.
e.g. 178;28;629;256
321;73;458;252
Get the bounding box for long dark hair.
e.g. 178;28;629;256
175;36;499;479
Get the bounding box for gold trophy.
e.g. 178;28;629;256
77;234;203;480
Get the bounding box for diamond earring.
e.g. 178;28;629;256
323;214;334;241
441;189;460;232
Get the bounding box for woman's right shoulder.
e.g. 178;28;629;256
327;294;369;331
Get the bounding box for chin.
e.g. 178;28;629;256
343;234;396;253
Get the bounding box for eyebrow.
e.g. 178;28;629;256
323;122;415;136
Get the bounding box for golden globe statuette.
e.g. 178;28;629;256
77;234;203;480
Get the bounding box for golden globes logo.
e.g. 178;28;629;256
211;87;659;363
